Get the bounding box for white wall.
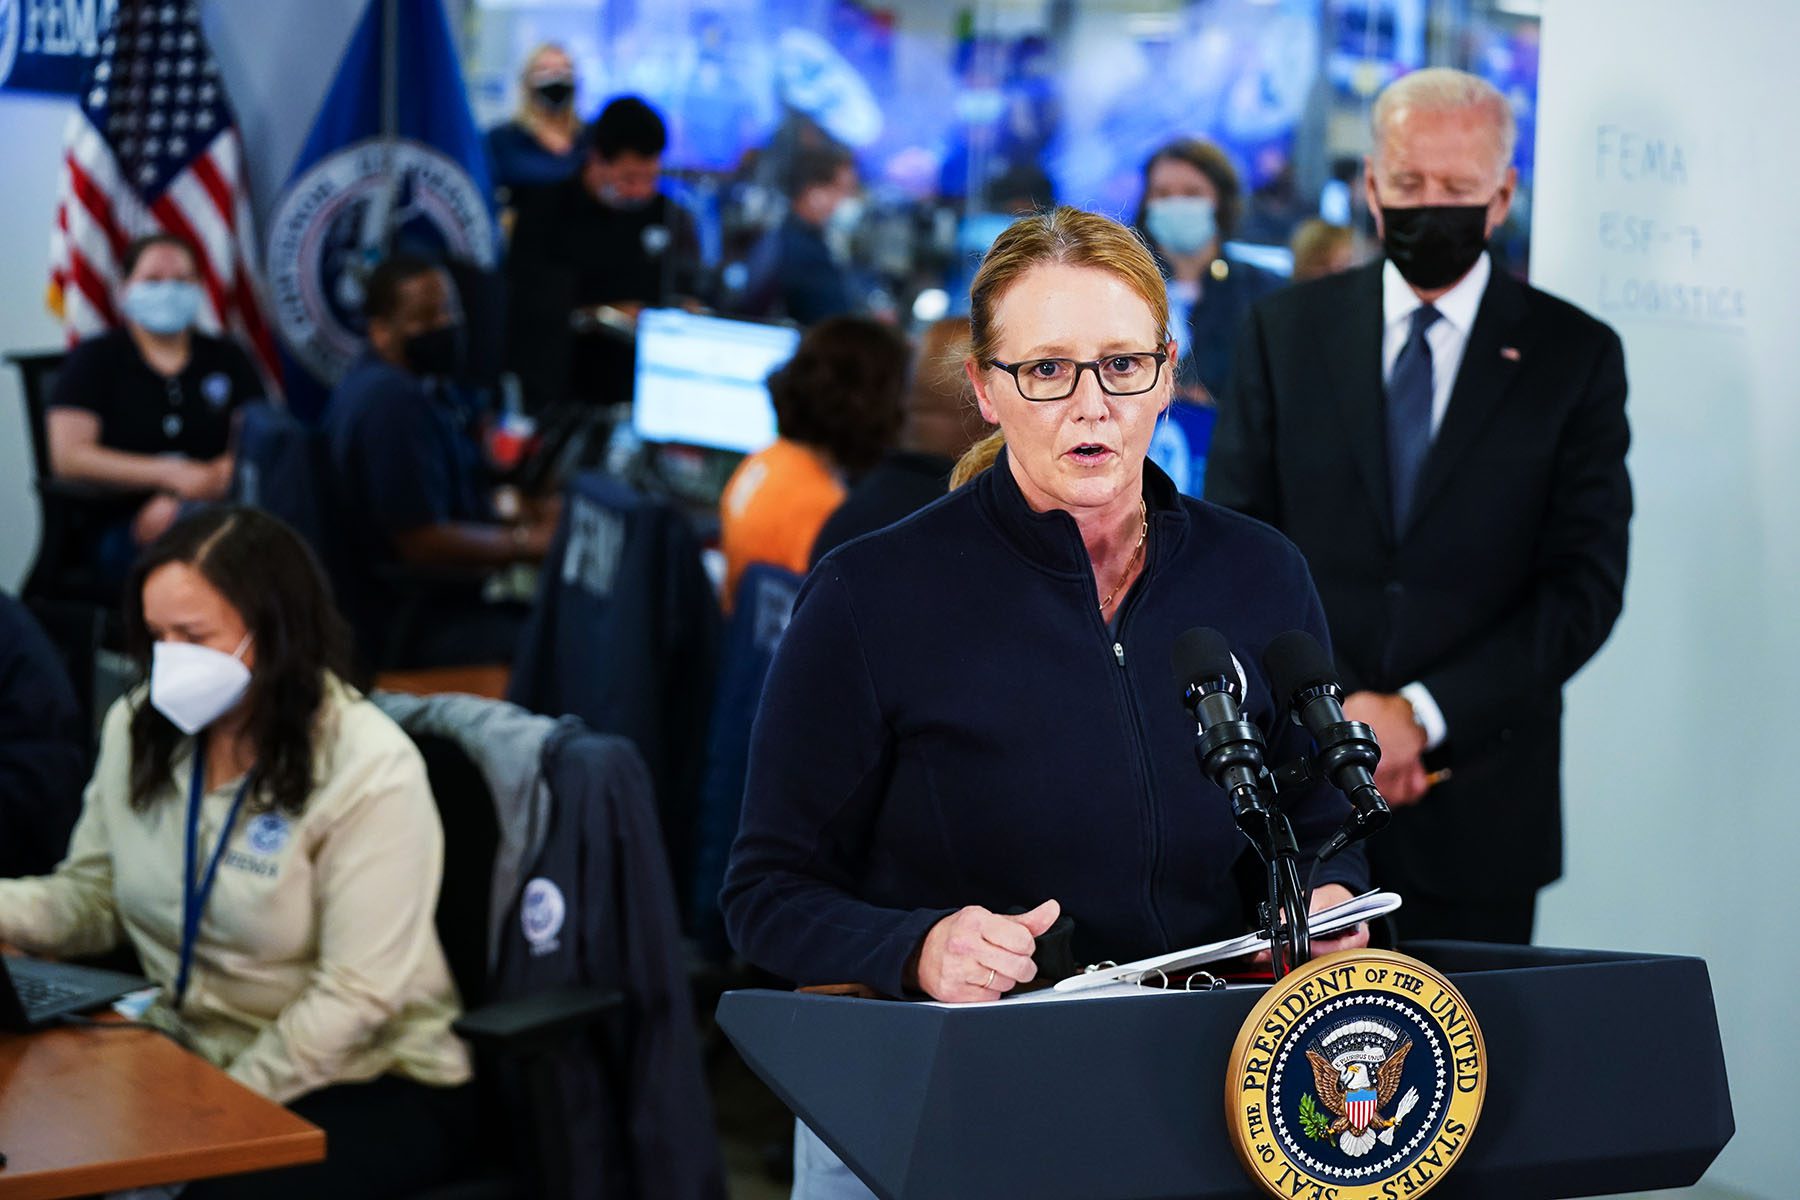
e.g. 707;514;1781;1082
0;91;80;591
1532;3;1800;1197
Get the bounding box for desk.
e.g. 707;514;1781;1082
0;1024;324;1199
375;663;511;700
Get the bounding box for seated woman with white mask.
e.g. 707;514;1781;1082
0;506;475;1199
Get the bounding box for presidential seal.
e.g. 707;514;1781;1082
267;138;495;384
1226;950;1485;1200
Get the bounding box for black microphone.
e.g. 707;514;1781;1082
1172;627;1271;834
1262;629;1390;862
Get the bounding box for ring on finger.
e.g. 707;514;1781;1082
982;967;997;990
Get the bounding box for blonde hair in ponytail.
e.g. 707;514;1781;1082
948;428;1007;489
949;207;1171;487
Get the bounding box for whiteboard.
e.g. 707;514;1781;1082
1531;3;1800;1196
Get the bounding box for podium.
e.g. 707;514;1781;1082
718;942;1733;1200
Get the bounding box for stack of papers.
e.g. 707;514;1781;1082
1050;889;1403;994
920;980;1199;1009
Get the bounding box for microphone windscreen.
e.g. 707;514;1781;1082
1262;629;1335;702
1172;626;1235;691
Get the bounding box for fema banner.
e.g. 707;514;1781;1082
265;0;495;418
0;0;116;95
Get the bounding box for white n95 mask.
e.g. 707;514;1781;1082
150;637;253;735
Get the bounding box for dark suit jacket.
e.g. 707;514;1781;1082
504;183;700;410
1205;259;1631;900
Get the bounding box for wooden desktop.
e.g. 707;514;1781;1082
0;1021;323;1199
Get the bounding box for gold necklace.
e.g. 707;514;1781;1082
1098;499;1149;613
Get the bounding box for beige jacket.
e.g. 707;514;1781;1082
0;677;472;1104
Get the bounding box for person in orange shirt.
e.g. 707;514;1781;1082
719;316;907;608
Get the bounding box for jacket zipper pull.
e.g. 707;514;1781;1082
1113;642;1126;668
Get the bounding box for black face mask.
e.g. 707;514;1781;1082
1380;202;1491;290
403;324;467;379
532;79;575;110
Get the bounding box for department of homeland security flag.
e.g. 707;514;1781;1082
266;0;496;417
47;0;281;388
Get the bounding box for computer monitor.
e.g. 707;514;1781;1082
632;309;802;454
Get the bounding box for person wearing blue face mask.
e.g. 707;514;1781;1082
46;233;264;588
1133;138;1282;409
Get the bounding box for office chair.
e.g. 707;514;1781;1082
508;471;722;930
20;597;108;751
690;563;802;958
9;351;131;735
238;397;496;675
388;688;726;1200
8;350;143;611
405;729;627;1200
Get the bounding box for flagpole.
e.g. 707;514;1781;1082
378;0;400;258
382;0;399;142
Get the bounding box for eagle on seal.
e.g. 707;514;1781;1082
1306;1041;1422;1158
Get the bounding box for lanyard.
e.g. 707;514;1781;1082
175;734;253;1009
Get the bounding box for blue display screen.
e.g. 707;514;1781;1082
632;308;801;454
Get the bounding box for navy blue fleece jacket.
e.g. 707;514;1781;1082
722;452;1367;996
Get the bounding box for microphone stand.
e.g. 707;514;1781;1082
1248;788;1311;982
1194;721;1311;979
1263;734;1387;978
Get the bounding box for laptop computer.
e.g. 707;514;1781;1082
0;954;152;1032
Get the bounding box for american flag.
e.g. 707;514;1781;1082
46;0;281;389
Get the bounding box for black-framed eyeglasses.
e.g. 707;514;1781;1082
987;351;1169;402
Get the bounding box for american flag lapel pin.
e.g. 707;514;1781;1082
1499;346;1522;362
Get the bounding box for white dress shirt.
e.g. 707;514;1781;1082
1379;252;1493;751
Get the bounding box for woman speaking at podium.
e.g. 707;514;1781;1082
722;209;1370;1193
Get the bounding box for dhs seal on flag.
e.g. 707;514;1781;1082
1226;950;1486;1200
267;138;494;385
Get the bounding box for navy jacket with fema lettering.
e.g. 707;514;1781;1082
722;452;1369;998
508;471;720;923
